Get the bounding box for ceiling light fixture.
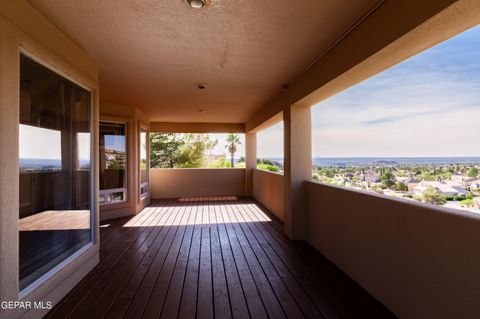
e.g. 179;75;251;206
196;83;207;90
187;0;206;9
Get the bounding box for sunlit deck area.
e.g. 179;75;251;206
46;198;393;319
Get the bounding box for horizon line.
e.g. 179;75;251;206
259;155;480;159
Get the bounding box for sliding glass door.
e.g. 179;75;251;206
19;54;93;290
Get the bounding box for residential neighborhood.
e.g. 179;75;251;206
313;162;480;213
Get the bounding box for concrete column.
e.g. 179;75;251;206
283;104;311;240
245;132;257;196
0;24;20;307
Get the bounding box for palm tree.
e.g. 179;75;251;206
225;133;241;168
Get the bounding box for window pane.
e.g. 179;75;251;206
140;128;149;196
19;125;62;172
19;55;92;290
100;122;127;204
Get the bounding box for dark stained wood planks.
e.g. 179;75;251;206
46;198;396;319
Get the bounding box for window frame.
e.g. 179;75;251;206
99;120;128;207
18;49;97;298
138;122;150;201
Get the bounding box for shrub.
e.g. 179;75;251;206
396;181;408;192
422;186;447;205
460;198;474;208
257;163;280;172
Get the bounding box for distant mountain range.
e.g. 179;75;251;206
20;156;480;170
20;158;90;170
263;156;480;167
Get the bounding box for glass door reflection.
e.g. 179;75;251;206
99;122;127;205
19;54;93;290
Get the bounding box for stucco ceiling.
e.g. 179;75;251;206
28;0;381;123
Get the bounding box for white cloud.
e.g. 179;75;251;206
311;25;480;157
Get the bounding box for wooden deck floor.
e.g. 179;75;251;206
46;197;395;319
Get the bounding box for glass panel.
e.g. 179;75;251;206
100;122;127;204
19;55;92;290
140;128;149;196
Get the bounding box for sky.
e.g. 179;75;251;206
19;124;244;160
19;124;91;160
19;124;62;160
257;122;284;158
105;135;126;152
209;133;246;158
257;24;480;158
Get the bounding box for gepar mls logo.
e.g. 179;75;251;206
1;300;52;310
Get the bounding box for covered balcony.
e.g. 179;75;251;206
1;1;480;319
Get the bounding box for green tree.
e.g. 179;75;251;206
176;134;217;168
380;170;396;189
150;133;217;168
422;186;447;205
441;171;453;180
257;158;275;165
395;181;408;192
208;156;229;168
150;133;184;168
225;133;241;168
422;172;435;181
317;168;335;178
257;163;280;172
467;167;478;177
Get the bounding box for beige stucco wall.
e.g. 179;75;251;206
305;181;480;319
0;2;99;318
150;122;245;133
150;168;245;199
253;169;284;221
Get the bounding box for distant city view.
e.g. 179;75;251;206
20;158;91;172
311;156;480;213
256;156;480;213
104;149;126;169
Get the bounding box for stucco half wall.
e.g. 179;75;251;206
305;181;480;319
253;169;284;221
150;169;245;199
